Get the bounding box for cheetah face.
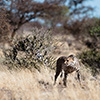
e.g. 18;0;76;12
64;56;75;67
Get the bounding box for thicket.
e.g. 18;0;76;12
79;50;100;76
3;28;56;71
79;23;100;76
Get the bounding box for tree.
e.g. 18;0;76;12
1;0;93;38
63;0;93;33
2;0;66;38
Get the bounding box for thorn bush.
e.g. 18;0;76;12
3;28;56;71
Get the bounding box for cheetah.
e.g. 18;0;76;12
54;55;81;86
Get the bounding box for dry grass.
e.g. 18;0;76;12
0;31;100;100
0;64;100;100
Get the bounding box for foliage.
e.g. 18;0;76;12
90;26;100;36
89;17;100;37
79;50;100;76
63;17;100;51
64;18;98;35
2;0;67;38
89;25;100;45
78;18;100;76
1;0;93;38
3;28;56;71
87;19;100;49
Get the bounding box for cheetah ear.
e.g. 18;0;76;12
72;56;75;60
65;58;67;61
64;59;67;64
72;57;74;60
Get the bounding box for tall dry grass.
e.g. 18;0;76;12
0;64;100;100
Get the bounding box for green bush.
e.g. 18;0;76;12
90;26;100;36
79;50;100;76
87;20;100;49
3;28;56;71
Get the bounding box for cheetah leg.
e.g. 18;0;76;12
54;68;61;85
76;70;81;85
63;72;68;87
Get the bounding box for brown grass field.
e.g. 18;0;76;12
0;63;100;100
0;34;100;100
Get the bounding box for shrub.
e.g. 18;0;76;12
90;26;100;36
79;50;100;76
88;24;100;49
78;18;100;49
3;28;56;71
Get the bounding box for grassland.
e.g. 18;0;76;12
0;63;100;100
0;34;100;100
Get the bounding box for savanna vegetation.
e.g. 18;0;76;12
0;0;100;100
